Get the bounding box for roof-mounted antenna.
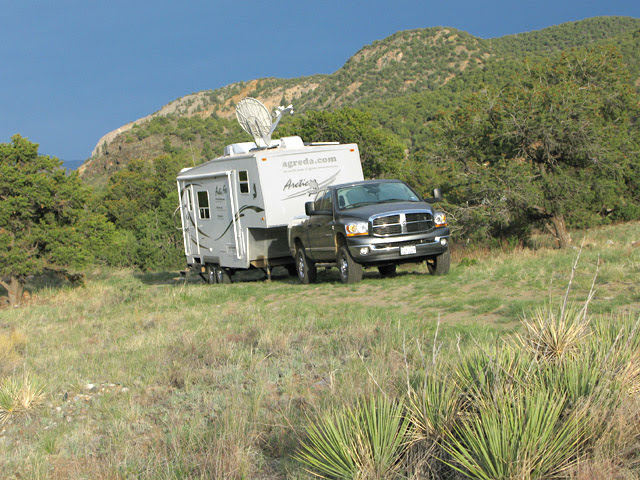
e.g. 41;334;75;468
235;97;293;148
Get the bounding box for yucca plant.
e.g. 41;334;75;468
590;313;640;395
407;372;462;444
443;386;593;480
455;345;532;405
405;370;463;479
516;303;591;362
542;352;613;404
0;373;45;424
296;396;410;479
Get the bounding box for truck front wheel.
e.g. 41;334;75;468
427;249;450;276
296;247;317;284
337;246;363;284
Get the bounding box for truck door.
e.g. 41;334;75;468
307;189;336;261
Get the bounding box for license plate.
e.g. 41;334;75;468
400;245;416;255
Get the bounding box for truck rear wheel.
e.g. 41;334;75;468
337;245;363;284
427;249;450;276
296;247;317;284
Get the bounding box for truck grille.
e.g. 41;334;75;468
371;212;433;237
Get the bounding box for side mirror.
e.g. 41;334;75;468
305;201;315;216
425;188;442;204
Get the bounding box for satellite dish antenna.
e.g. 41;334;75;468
235;97;293;148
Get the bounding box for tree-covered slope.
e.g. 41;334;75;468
80;16;640;187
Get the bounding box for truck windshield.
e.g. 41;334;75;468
336;182;420;209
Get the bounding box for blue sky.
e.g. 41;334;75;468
1;1;639;163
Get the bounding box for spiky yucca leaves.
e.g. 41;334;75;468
455;346;533;405
539;349;614;405
444;386;593;480
590;314;640;395
516;304;591;362
297;396;410;480
0;374;44;424
405;369;463;478
407;373;461;444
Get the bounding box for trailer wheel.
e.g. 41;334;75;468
215;267;232;284
202;265;217;284
337;245;363;284
296;247;317;284
427;249;450;276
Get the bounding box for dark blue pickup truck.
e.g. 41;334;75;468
287;179;450;284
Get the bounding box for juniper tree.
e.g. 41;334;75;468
0;135;114;304
433;46;640;247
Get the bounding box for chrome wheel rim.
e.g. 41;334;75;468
297;252;305;279
339;255;348;279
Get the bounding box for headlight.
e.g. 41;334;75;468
434;212;447;227
345;221;369;236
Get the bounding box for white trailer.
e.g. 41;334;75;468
176;135;363;283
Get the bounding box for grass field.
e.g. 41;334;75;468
1;222;639;479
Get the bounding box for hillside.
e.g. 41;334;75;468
80;16;640;187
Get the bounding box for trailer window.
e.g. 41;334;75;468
238;170;249;194
197;191;210;219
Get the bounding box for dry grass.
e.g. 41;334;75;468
0;329;26;378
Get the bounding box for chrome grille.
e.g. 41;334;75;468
371;211;434;237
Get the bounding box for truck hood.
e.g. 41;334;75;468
337;201;433;220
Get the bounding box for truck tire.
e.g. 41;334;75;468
378;264;397;278
337;245;363;284
427;249;450;276
296;247;317;284
215;266;232;284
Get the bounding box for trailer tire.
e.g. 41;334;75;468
427;249;450;276
296;247;317;284
215;267;232;284
337;245;363;284
201;265;217;284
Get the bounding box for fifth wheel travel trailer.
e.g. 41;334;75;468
176;98;364;283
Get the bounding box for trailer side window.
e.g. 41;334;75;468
238;170;249;194
197;191;210;219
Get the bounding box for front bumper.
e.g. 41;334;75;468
346;227;450;265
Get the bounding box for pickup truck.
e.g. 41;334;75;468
287;179;450;284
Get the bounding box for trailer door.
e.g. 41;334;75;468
177;179;198;258
177;171;245;264
211;172;245;260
